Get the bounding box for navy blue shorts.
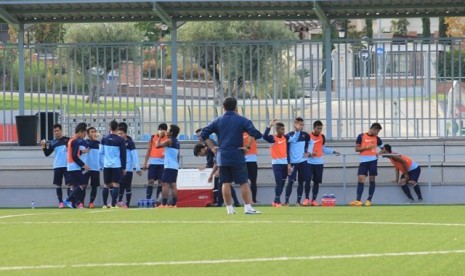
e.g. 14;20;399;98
148;164;164;181
308;163;324;184
161;168;178;183
53;167;70;186
402;166;421;182
357;160;378;176
104;168;123;184
272;164;288;185
122;171;134;188
84;170;100;187
219;164;249;185
288;161;309;182
68;170;85;187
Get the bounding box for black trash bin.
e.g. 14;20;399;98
37;112;60;141
15;115;38;146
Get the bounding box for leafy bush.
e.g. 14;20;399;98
64;23;144;72
437;50;465;80
0;47;16;80
165;64;207;80
8;59;85;92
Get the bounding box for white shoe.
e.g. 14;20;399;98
227;209;237;215
244;209;261;215
227;206;237;215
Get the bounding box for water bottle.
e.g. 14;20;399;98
31;201;35;209
326;194;336;207
137;199;143;208
149;199;155;208
321;194;328;207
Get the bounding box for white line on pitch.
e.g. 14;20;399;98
1;220;465;227
0;214;34;219
87;210;116;214
0;249;464;271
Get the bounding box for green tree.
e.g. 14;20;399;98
134;22;170;42
365;19;373;39
64;23;144;102
177;21;295;102
64;23;144;71
390;19;410;36
421;18;431;39
437;50;465;80
439;17;448;38
32;23;65;44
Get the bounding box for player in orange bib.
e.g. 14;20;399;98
380;144;423;203
243;131;258;203
263;119;289;207
304;120;340;206
350;123;384;207
143;123;168;205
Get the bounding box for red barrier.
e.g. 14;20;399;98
0;124;18;142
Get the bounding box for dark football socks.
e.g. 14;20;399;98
367;181;375;201
401;184;414;200
413;184;423;200
102;187;109;206
56;187;63;203
146;185;153;199
356;182;364;201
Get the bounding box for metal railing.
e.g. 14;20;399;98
1;37;465;142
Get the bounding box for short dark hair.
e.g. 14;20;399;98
370;122;382;130
313;120;323;128
295;117;304;123
223;97;237;111
75;122;87;134
276;122;284;128
118;122;128;133
109;120;118;131
158;123;168;131
195;128;202;134
117;127;127;134
193;143;207;157
53;124;62;130
86;126;96;135
384;144;392;153
169;124;180;138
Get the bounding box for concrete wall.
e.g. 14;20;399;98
1;139;464;207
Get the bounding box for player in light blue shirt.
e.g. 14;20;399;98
80;127;103;208
40;124;70;208
156;124;180;207
100;120;126;208
284;117;310;206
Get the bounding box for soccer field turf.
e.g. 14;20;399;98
1;206;464;275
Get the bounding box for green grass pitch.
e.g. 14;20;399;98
1;206;465;275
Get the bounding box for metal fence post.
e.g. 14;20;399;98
428;153;432;203
342;153;347;204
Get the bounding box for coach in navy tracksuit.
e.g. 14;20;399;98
201;97;263;215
